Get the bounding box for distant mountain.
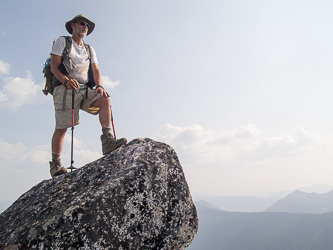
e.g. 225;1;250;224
194;200;221;211
297;184;333;194
193;195;280;212
265;190;333;214
188;207;333;250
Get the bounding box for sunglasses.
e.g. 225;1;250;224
78;21;91;28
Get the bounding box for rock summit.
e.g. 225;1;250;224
0;138;198;250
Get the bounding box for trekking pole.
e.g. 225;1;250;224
110;105;116;139
68;91;76;172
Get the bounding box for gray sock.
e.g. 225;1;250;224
52;154;61;163
102;127;112;135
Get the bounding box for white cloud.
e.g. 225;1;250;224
101;75;120;89
64;134;85;148
0;136;103;201
239;127;324;160
0;138;49;169
0;60;10;75
55;134;103;168
0;135;102;171
154;124;247;167
0;71;47;111
213;124;261;144
154;124;326;170
74;149;102;166
155;123;260;145
156;124;212;144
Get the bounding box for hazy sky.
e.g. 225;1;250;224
1;0;333;202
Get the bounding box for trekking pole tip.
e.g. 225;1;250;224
67;165;77;172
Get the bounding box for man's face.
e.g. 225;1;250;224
72;20;90;38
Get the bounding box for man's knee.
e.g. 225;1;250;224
54;128;67;138
94;96;110;108
101;96;110;106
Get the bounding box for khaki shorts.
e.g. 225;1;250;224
53;84;101;129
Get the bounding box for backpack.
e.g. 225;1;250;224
42;36;95;95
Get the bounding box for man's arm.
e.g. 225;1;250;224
92;63;109;97
50;54;79;91
92;63;102;86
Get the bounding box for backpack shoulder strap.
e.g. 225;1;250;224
84;43;91;62
61;36;72;57
84;43;95;89
59;36;73;70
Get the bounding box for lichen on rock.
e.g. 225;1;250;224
0;138;198;250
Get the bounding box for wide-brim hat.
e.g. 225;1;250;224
65;14;95;36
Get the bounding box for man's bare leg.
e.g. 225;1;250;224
52;128;67;155
91;96;111;128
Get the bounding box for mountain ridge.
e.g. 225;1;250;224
188;205;333;250
265;189;333;214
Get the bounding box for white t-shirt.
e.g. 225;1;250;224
51;36;98;84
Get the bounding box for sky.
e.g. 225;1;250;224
2;0;333;202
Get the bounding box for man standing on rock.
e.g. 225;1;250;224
49;14;127;178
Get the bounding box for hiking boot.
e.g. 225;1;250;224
50;161;67;178
101;133;127;155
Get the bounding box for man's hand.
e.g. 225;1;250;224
65;79;79;91
95;85;110;97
